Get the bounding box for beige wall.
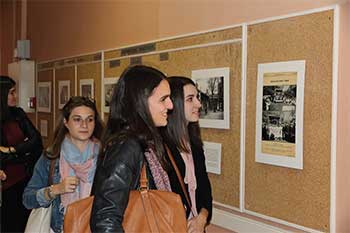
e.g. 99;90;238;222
0;0;22;74
27;0;160;62
336;2;350;232
158;0;347;37
24;0;348;62
2;1;348;70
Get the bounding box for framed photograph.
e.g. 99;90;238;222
79;79;94;99
58;80;70;109
191;67;230;129
255;60;305;169
103;77;119;113
40;119;48;138
203;141;222;174
37;82;51;113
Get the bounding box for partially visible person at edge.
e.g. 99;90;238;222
0;170;6;181
0;75;43;232
161;76;213;233
90;65;173;232
23;96;103;233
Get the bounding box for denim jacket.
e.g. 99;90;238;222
23;155;64;233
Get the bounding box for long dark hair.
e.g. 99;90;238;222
46;96;104;159
104;65;167;166
162;76;203;153
0;75;16;123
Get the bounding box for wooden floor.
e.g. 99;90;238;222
206;224;235;233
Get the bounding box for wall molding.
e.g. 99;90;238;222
212;207;326;233
212;208;291;233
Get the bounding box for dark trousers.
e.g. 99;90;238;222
1;178;31;233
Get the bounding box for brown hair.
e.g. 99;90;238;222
45;96;104;159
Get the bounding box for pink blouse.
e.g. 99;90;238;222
180;149;198;219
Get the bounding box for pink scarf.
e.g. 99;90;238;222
144;148;172;191
180;149;198;218
59;137;99;208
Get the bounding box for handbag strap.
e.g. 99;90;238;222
139;163;148;190
139;162;160;232
164;144;194;215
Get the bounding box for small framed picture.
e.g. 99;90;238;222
58;80;70;109
37;82;51;113
255;60;305;169
203;141;222;174
103;77;119;113
79;79;94;99
192;67;230;129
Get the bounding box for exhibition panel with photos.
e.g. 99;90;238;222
35;8;335;232
36;69;53;148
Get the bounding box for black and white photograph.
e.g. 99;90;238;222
58;80;70;109
103;77;118;112
255;60;305;170
194;76;224;120
262;84;296;143
37;81;51;112
192;67;230;129
79;79;94;99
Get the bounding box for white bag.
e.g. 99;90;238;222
24;205;52;233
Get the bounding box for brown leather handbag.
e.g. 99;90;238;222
63;163;187;233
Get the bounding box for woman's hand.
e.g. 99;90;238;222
187;209;208;233
0;146;10;154
0;146;15;154
0;170;7;180
51;176;79;195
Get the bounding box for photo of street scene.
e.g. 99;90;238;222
262;84;296;144
193;76;224;120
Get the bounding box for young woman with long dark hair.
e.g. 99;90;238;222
0;75;43;232
90;65;174;232
162;76;213;233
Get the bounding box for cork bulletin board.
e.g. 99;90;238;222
156;27;242;50
103;59;130;120
146;43;242;208
26;113;36;128
104;27;243;208
54;66;75;122
36;9;335;230
77;62;102;114
245;10;333;231
37;69;54;148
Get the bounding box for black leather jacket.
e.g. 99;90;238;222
90;137;156;233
